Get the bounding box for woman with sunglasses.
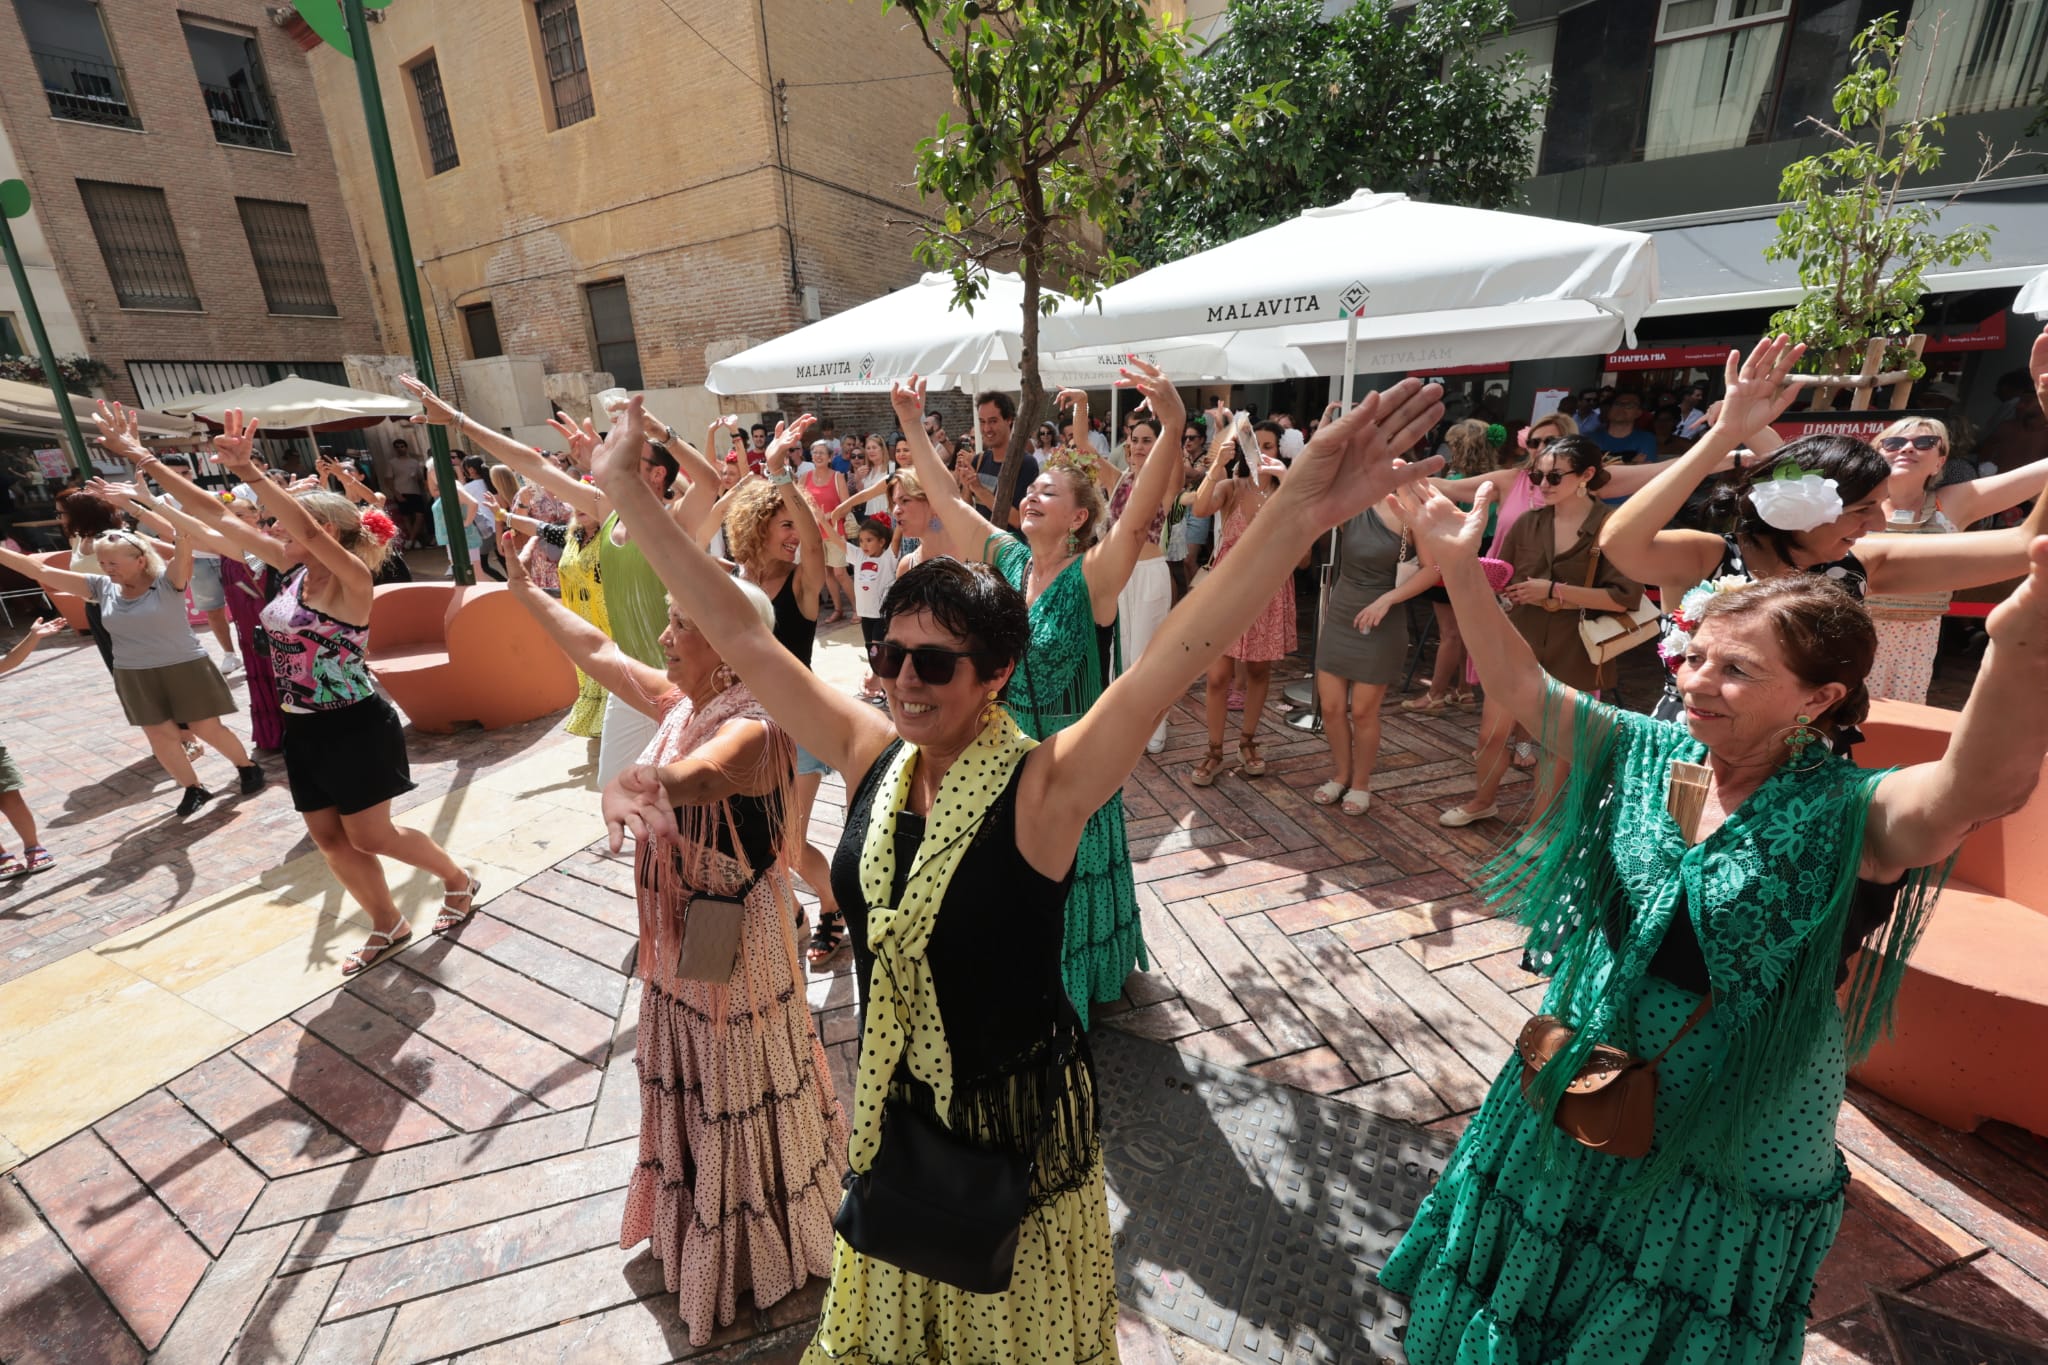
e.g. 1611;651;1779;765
499;530;846;1350
590;382;1444;1365
1602;335;2048;725
94;405;478;974
1438;438;1642;828
1861;416;2048;702
889;364;1187;1023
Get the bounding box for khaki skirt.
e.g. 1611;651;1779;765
112;658;238;727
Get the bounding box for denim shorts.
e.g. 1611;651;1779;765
795;742;832;778
187;556;226;611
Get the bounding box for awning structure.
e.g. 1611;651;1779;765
1638;182;2048;318
161;374;419;433
0;377;195;442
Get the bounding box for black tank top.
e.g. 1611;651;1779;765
769;570;816;669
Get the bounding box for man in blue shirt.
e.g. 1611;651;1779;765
1586;391;1658;462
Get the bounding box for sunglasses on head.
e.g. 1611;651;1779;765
1878;435;1942;452
867;639;983;686
1527;468;1572;487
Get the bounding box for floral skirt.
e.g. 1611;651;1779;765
801;1154;1120;1364
1380;975;1849;1365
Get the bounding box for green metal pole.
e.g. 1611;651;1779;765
340;0;470;583
0;212;93;479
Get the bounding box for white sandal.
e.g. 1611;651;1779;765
432;871;483;935
1340;788;1372;817
1310;780;1346;806
342;923;412;976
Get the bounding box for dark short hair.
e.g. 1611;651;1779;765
1696;574;1875;740
1706;433;1888;565
1253;420;1284;440
1128;416;1163;440
856;516;891;541
976;391;1016;422
878;557;1029;682
1541;434;1612;491
646;442;678;491
392;438;410;449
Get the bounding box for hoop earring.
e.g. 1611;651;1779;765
1778;714;1825;771
711;664;738;695
978;691;1004;729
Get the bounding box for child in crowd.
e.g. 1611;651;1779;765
0;618;66;874
849;515;898;697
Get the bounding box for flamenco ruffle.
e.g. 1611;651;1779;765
620;975;849;1347
800;1156;1121;1365
1060;792;1146;1026
565;669;605;737
1379;1068;1846;1365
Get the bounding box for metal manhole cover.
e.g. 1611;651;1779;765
1096;1027;1452;1364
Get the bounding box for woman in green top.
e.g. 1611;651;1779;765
1379;347;2048;1362
887;363;1189;1025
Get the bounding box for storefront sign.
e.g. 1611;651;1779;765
33;448;68;478
1768;416;1895;443
1924;310;2007;353
1604;343;1732;370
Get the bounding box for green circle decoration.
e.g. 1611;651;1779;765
0;180;30;220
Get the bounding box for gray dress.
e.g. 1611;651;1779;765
1315;507;1409;685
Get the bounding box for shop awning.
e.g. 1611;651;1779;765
0;377;195;442
1635;182;2048;318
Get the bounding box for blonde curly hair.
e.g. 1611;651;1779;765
722;478;789;569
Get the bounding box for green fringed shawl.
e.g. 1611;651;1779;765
1491;682;1949;1193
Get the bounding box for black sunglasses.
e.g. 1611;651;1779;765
1527;435;1560;451
1877;435;1942;452
1527;468;1571;487
867;639;984;685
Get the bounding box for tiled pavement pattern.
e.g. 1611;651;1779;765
2;611;2045;1360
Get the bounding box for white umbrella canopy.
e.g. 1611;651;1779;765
162;374;420;430
1039;190;1659;367
706;270;1317;396
2017;268;2048;318
0;377;195;440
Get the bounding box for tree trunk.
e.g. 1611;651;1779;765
992;222;1049;521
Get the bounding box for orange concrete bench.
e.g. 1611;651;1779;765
1849;698;2048;1137
368;582;577;734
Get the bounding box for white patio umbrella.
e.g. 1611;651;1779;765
2016;268;2048;318
706;270;1316;398
1040;189;1660;408
162;374;420;431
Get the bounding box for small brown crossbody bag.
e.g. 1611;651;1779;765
1515;993;1712;1160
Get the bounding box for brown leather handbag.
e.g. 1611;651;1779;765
1515;994;1712;1159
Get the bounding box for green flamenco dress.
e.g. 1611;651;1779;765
992;536;1147;1026
1380;687;1945;1365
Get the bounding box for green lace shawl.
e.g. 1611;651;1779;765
1494;683;1948;1191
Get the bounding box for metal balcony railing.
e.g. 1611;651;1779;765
200;81;288;152
30;47;140;129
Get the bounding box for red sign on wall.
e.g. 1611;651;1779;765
1924;311;2007;353
1604;343;1736;371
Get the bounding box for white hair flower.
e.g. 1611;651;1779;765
1748;472;1843;533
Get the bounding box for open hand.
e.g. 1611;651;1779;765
1353;599;1391;632
763;413;815;472
500;530;529;585
1711;335;1806;441
1117;359;1185;435
545;411;599;471
25;617;66;644
1394;480;1491;570
86;476;140;503
90;401;149;463
591;393;648;489
602;764;680;853
211;409;263;476
398;375;461;428
889;376;927;430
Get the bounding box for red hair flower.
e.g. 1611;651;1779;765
360;509;400;545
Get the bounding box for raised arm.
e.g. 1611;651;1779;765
1864;535;2048;878
1084;362;1186;619
0;544;92;599
1859;482;2048;595
115;487;244;560
891;377;1001;562
1428;466;1519;503
0;617;66;674
397;376;606;520
1025;381;1447;861
644;414;723;542
828;476;893;524
499;533;670;717
1937;456;2048;530
1601;338;1806;587
210;411;373;601
595;397;893;779
759;415;826;602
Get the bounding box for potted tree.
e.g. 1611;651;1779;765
1762;14;2017;413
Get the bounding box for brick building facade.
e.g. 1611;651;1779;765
0;0;383;413
301;0;952;444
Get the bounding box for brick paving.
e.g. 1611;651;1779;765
1;617;2044;1360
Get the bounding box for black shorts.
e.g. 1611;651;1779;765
399;492;430;517
859;615;885;650
282;696;417;815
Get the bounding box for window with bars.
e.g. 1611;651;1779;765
77;181;201;311
182;20;288;152
236;199;337;317
15;0;140;128
535;0;594;128
462;303;503;358
584;281;642;390
408;54;459;174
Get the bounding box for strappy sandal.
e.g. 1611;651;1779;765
1451;689;1479;709
807;910;848;965
431;871;483;935
21;846;54;874
1399;692;1451;713
1310;780;1346;806
1510;741;1539;771
342;922;412;976
1191;744;1226;787
1238;734;1267;777
0;851;19;876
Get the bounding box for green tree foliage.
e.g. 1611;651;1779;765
1765;16;2004;379
887;0;1217;500
1118;0;1543;267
